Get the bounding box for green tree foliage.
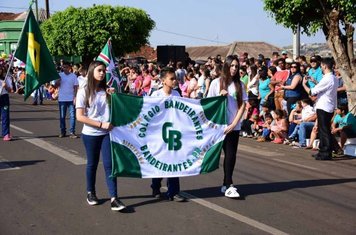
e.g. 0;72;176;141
40;5;155;63
264;0;356;111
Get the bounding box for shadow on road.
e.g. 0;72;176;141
0;160;45;170
183;178;356;199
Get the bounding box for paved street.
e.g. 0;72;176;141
1;94;356;235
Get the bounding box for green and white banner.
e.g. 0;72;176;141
110;93;227;178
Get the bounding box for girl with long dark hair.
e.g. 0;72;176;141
207;55;247;198
76;61;126;211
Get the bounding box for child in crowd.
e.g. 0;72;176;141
179;73;191;98
331;104;356;149
188;72;198;98
270;109;288;144
257;113;274;142
288;99;316;144
241;99;259;137
287;101;302;140
259;102;276;122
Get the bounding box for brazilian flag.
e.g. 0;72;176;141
14;8;59;100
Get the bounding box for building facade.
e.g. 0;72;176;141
0;20;24;54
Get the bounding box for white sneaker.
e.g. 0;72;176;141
224;185;240;198
221;185;227;193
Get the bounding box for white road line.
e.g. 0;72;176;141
178;190;289;235
10;124;34;134
17;137;86;165
11;124;86;165
272;158;318;170
0;157;21;172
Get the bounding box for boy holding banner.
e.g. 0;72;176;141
150;67;186;202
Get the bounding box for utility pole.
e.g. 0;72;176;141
293;23;300;59
45;0;50;19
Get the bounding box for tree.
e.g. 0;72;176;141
263;0;356;112
40;5;155;65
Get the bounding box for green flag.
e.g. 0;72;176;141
14;8;59;100
97;38;122;92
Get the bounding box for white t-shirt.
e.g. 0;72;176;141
301;105;315;121
58;72;78;101
77;75;87;89
0;76;13;95
197;75;206;94
151;88;180;97
207;77;248;130
76;88;110;136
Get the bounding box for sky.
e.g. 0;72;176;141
0;0;327;48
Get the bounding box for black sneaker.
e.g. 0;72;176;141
170;194;187;202
69;133;78;139
87;192;99;206
59;133;66;138
152;189;161;198
111;198;126;211
313;153;332;160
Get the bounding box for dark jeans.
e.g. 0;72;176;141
222;130;240;186
82;134;117;198
285;96;300;117
0;94;10;136
151;178;180;198
58;101;76;134
316;109;334;157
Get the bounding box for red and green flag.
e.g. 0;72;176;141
14;8;59;100
97;38;122;92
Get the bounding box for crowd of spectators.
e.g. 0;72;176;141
117;51;354;156
1;50;355;154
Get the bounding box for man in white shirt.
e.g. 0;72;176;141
56;61;79;138
303;58;338;160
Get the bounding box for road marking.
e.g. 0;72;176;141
17;137;86;165
0;157;21;172
10;124;34;134
11;124;86;165
272;158;318;170
175;189;289;235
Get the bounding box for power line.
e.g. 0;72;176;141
0;6;28;10
154;28;228;44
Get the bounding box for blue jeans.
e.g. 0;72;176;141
82;134;117;198
58;101;76;134
33;86;44;104
151;178;180;198
298;122;315;146
288;122;297;137
0;94;10;136
289;124;300;139
262;128;270;138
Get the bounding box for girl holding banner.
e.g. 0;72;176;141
207;55;247;198
76;61;126;211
